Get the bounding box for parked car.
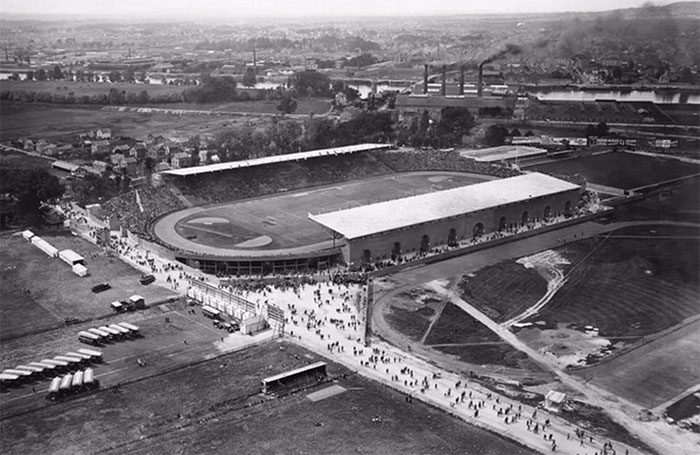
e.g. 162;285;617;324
91;283;111;293
139;275;155;285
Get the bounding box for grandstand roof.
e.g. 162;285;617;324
459;146;549;163
309;173;580;240
160;143;393;177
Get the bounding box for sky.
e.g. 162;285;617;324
0;0;686;19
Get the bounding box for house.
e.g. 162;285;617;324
110;152;126;167
56;144;74;155
129;145;148;160
42;143;59;156
148;143;167;160
112;144;130;154
198;149;208;165
171;151;192;169
154;161;171;172
91;160;109;174
124;157;139;177
91;140;111;155
544;391;566;412
96;128;112;139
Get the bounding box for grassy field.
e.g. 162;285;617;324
161;172;488;251
524;225;700;339
0;102;272;142
613;177;700;223
422;303;535;370
0;340;535;455
457;263;548;322
0;230;176;341
0;149;52;170
525;151;700;189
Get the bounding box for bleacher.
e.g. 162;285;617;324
101;186;186;239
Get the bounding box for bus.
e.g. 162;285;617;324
30;361;57;373
0;373;19;388
54;356;84;367
202;305;221;320
42;359;69;372
47;377;62;400
65;352;92;364
77;348;103;363
83;368;98;390
99;326;122;339
108;324;131;337
59;374;73;394
16;364;45;377
71;370;84;389
88;328;112;340
78;331;102;346
3;369;33;382
118;322;140;337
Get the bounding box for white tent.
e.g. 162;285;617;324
59;249;85;266
31;236;59;258
72;263;88;277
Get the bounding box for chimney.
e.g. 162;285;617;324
477;64;484;97
423;64;429;94
441;65;447;96
459;65;465;95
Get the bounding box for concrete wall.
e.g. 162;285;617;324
345;188;580;265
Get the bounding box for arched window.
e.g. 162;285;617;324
521;211;529;225
447;228;457;247
391;242;401;259
472;222;484;238
543;206;552;220
420;235;430;252
498;216;507;231
362;249;371;264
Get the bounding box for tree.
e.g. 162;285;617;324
137;90;150;104
26;70;35;81
276;94;297;115
52;65;63;80
484;125;509;147
595;122;609;137
109;70;122;83
434;107;476;147
108;88;126;105
182;75;237;103
242;68;257;87
35;69;47;81
288;70;331;97
0;168;64;223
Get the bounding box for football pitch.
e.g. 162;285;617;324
524;151;700;190
155;172;491;254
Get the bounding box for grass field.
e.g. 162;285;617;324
525;151;700;189
0;102;272;142
457;263;548;322
159;172;489;252
613;177;700;223
0;340;535;455
0;230;176;340
524;225;700;339
0;149;52;170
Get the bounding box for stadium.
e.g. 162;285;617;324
130;144;586;275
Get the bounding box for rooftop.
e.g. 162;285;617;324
160;143;393;177
459;146;549;162
309;173;580;240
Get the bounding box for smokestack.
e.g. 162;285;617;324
477;64;484;97
423;64;429;95
459;65;465;95
253;48;257;75
441;65;447;96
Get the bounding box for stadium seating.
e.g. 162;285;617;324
375;150;522;178
101;186;186;239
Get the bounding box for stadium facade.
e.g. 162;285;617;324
309;173;581;265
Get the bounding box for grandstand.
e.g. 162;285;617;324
310;173;582;264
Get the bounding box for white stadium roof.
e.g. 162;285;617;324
160;143;393;177
309;173;580;239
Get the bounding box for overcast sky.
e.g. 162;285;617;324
0;0;685;19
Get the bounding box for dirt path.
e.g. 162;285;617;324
426;280;699;455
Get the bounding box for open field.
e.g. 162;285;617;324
575;317;700;410
158;172;489;252
457;262;548;322
0;102;273;142
613;177;700;223
0;338;535;455
523;224;700;339
0;230;176;340
525;151;700;189
0;149;52;170
152;98;333;115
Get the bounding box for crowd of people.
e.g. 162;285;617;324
375;149;522;179
101;186;186;239
171;152;394;205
